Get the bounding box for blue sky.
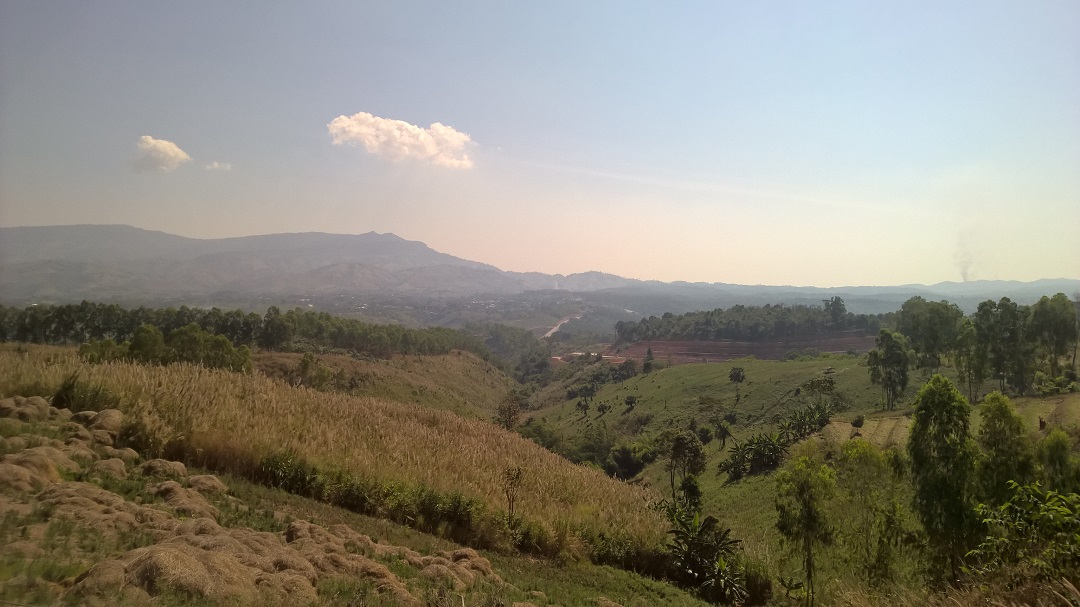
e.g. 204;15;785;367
1;1;1077;286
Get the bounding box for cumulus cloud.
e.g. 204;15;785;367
204;161;232;171
327;112;473;169
135;135;191;172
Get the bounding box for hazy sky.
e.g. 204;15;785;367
1;2;1077;287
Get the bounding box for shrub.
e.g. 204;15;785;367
740;557;774;606
968;481;1080;587
851;414;865;429
51;373;121;413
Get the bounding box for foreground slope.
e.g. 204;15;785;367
0;394;706;606
0;346;669;564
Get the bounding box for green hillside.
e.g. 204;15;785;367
522;353;1079;562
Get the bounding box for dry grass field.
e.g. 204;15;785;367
253;350;517;419
0;345;669;563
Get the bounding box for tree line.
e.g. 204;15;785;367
614;298;883;344
868;294;1079;407
0;302;494;360
78;322;253;372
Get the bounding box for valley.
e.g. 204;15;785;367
0;274;1078;606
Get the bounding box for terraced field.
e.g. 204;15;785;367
822;415;911;448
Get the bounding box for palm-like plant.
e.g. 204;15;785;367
704;555;748;605
667;506;744;597
720;442;749;481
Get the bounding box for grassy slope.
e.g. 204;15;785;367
254;350;516;420
530;355;878;438
527;354;1080;559
0;345;668;561
527;355;874;556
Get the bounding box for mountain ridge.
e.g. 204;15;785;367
1;225;1076;314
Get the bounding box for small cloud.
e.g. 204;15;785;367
204;161;232;171
327;111;473;169
135;135;191;172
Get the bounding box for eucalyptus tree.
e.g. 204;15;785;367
953;318;987;404
895;297;964;372
1028;293;1077;378
907;375;978;583
867;329;913;410
975;392;1034;506
775;456;836;607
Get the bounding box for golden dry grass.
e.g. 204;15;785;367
822;416;911;448
253;350;517;419
0;345;667;556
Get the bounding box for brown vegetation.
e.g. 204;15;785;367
0;345;668;563
0;391;514;606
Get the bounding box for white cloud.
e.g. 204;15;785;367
204;161;232;171
327;112;473;169
135;135;191;172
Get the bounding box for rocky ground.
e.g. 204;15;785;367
0;395;575;606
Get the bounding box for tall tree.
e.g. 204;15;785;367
775;456;836;607
728;367;746;405
835;440;905;585
1072;292;1080;374
128;323;165;364
975;392;1034;506
1028;293;1078;378
643;347;655;373
975;297;1034;394
907;375;978;583
867;329;913;410
896;297;964;372
822;296;847;329
953;318;987;404
259;306;293;350
661;429;706;505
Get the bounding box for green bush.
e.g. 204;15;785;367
851;414;865;428
968;481;1080;587
51;373;121;413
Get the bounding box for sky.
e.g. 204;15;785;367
1;1;1077;287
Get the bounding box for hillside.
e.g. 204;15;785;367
529;355;881;437
0;391;707;606
253;350;517;420
522;355;1032;557
0;346;670;568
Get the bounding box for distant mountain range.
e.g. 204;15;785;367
1;225;1077;315
0;225;635;303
